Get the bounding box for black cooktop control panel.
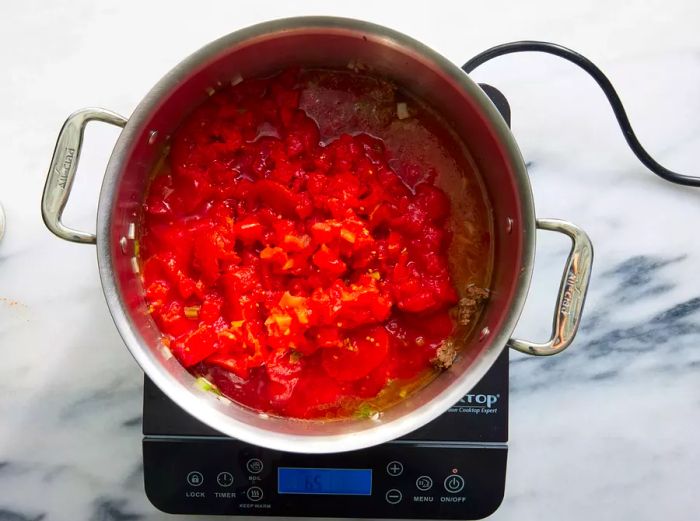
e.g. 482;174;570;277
143;348;508;518
144;439;506;519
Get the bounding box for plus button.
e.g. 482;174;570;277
386;461;404;476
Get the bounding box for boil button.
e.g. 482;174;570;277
246;458;264;474
443;474;465;494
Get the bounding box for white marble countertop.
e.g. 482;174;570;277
2;1;699;519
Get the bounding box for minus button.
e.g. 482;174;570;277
385;489;403;504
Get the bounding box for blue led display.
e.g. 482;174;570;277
277;467;372;495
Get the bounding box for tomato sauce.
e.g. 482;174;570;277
139;68;492;419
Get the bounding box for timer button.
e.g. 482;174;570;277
386;461;403;476
246;458;264;474
216;471;234;487
385;489;403;504
186;471;204;487
247;486;264;502
444;474;465;494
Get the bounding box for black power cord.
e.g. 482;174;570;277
463;41;700;187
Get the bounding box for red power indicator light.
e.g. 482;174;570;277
452;468;458;474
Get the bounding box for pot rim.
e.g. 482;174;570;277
96;16;535;453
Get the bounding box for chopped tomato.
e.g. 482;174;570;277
139;68;481;420
170;324;220;367
322;327;390;382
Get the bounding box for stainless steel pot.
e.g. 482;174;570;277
41;17;593;453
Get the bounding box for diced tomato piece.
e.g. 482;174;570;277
152;301;194;337
200;292;224;324
312;245;347;278
284;111;320;158
368;203;393;231
272;83;301;110
322;327;390;382
266;350;304;405
310;327;343;348
414;183;450;221
144;280;171;309
142;222;196;265
283;371;344;418
193;230;223;284
309;220;340;243
220;266;259;295
171;324;219;367
327;278;392;329
206;352;252;379
248;179;300;218
235;217;265;244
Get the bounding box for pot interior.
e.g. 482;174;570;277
98;17;533;452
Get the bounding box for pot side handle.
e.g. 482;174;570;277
42;108;127;244
508;218;593;356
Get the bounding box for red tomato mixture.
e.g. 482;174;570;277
140;69;480;419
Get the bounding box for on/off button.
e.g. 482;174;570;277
444;474;465;494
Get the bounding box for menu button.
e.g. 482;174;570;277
416;475;433;491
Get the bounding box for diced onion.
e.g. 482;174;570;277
396;102;410;120
184;306;200;319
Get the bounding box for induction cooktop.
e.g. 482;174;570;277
141;84;511;520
